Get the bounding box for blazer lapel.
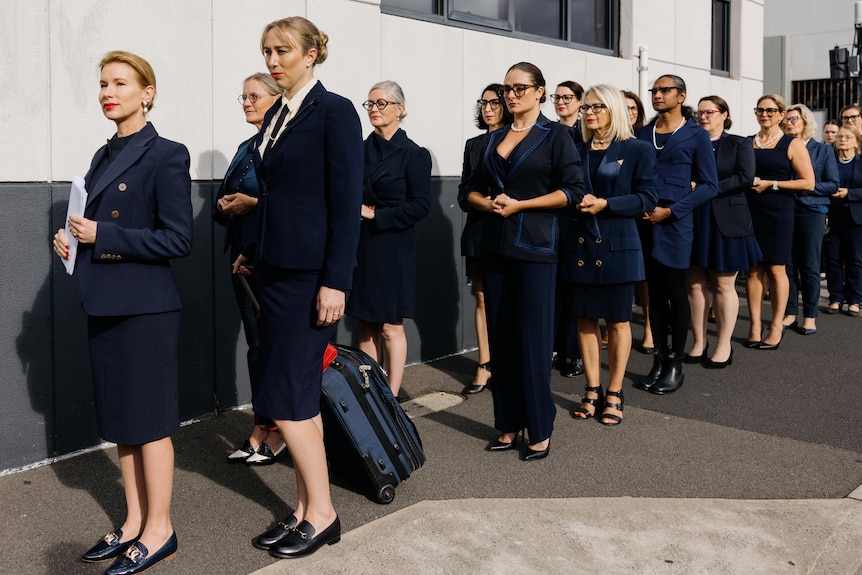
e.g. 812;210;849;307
505;115;552;180
656;118;698;157
86;123;156;206
264;82;325;158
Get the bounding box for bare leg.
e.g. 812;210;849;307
249;426;269;450
601;320;632;424
573;317;601;419
357;320;381;364
380;320;407;396
135;437;175;551
710;270;738;362
636;281;654;348
276;416;337;532
687;266;709;356
117;445;145;542
473;277;492;386
746;265;765;342
763;264;789;345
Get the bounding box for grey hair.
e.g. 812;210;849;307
370;80;407;120
243;72;281;96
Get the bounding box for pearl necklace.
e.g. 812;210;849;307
754;131;782;149
590;137;611;150
652;118;686;150
838;154;855;164
510;122;536;133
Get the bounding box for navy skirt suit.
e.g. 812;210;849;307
457;133;489;278
826;156;862;306
690;132;762;272
252;82;363;421
465;114;584;443
560;138;659;321
77;122;193;445
347;129;431;323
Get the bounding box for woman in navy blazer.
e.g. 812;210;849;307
346;81;431;397
465;62;584;460
239;18;363;559
214;73;283;465
53;51;192;574
826;125;862;316
687;96;761;369
560;84;658;426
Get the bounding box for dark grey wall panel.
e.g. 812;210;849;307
0;177;475;472
1;185;56;470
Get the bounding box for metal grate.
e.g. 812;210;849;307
792;78;859;122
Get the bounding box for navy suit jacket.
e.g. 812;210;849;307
560;138;658;284
252;82;363;292
214;135;258;255
77;123;193;316
712;132;755;238
466;114;585;263
636;118;719;269
835;155;862;225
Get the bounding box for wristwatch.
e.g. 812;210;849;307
772;180;779;191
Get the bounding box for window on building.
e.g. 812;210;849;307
711;0;730;73
381;0;617;52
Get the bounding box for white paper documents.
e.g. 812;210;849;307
63;177;87;275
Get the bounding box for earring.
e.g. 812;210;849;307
142;101;149;112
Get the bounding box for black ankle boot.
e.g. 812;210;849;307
634;354;664;391
650;356;684;394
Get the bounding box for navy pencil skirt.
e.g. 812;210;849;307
253;265;339;421
88;311;180;445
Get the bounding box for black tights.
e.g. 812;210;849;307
646;258;690;357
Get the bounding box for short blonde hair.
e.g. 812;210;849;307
786;103;817;140
261;17;328;65
757;93;787;112
99;51;156;110
581;84;633;143
836;125;862;154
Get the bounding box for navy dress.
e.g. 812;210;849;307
347;129;431;323
749;134;796;264
690;132;762;271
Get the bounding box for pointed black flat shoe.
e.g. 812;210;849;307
754;341;780;350
82;529;135;562
462;384;485;395
252;515;298;550
744;339;761;349
268;517;341;559
105;532;177;575
704;349;733;369
682;342;708;364
524;442;550;461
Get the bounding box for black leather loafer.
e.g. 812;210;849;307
252;515;299;550
561;358;584;378
268;517;341;559
105;532;177;575
82;529;134;562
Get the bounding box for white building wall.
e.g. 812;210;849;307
0;0;764;183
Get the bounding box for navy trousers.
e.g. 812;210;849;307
825;208;862;305
482;254;557;444
786;205;826;318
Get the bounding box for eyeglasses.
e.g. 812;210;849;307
842;114;861;122
580;103;608;115
550;94;576;104
362;99;398;111
627;106;639;113
754;107;780;116
477;98;502;110
498;84;538;98
836;134;856;140
785;116;802;124
238;93;267;104
697;110;721;118
648;86;678;95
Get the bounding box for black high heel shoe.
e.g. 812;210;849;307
524;440;550;461
463;362;491;394
488;430;523;451
599;390;624;426
572;383;604;420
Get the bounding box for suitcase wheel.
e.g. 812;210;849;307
376;484;396;504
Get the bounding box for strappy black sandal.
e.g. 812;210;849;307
599;390;624;426
572;384;604;420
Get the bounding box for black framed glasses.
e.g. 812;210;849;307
754;107;780;116
362;99;398;111
550;94;576;104
580;103;608;115
498;84;538;98
842;113;861;122
238;93;265;104
648;86;678;95
477;98;502;110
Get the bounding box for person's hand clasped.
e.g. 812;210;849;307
218;193;258;216
751;177;771;194
53;228;70;259
231;254;253;276
491;193;520;218
833;187;849;199
317;286;346;327
360;204;376;220
68;215;97;244
578;194;607;215
643;206;672;224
